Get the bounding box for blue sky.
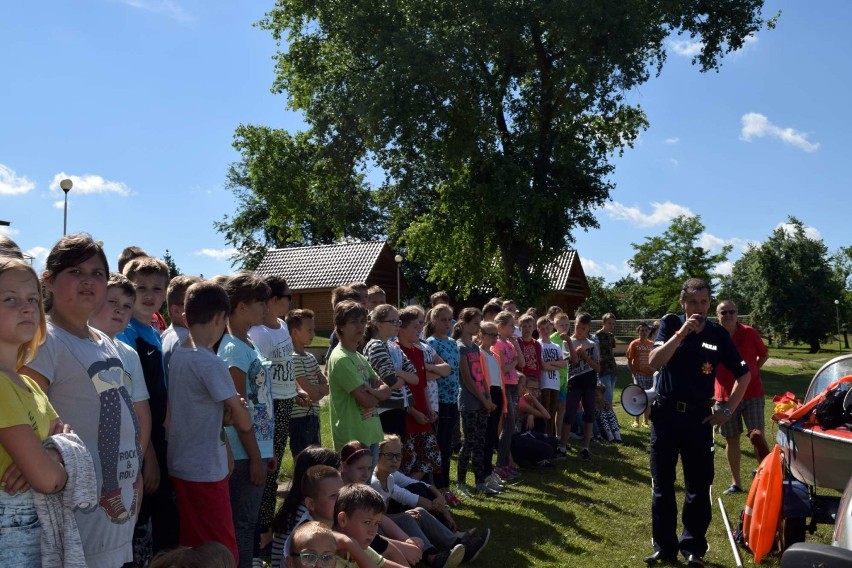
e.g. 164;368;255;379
1;1;847;288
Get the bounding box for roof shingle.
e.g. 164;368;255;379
256;241;388;290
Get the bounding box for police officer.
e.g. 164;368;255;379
645;278;750;567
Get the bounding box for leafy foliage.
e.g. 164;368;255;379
215;126;383;270
628;215;731;314
732;217;843;352
221;1;770;302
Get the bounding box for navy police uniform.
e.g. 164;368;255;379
650;313;748;558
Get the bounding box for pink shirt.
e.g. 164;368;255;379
492;337;519;385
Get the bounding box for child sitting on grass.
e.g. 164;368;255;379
334;484;409;568
512;379;559;468
339;441;426;567
287;521;337;568
371;435;488;567
271;448;341;568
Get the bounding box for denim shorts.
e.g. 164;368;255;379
0;490;42;568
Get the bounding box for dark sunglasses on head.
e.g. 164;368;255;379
718;309;736;316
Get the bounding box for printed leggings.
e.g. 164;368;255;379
259;398;294;532
457;410;489;485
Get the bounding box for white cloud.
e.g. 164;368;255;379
740;113;820;153
49;172;131;196
664;137;680;145
699;233;728;252
582;257;634;280
52;201;67;209
603;201;694;228
0;226;20;236
699;233;754;254
715;261;734;276
193;248;237;262
120;0;193;23
775;222;821;241
25;246;50;272
670;33;757;59
669;38;703;57
582;258;605;277
0;164;36;195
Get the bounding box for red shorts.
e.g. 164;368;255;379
171;476;238;562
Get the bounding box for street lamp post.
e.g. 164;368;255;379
60;179;73;236
394;254;403;307
835;299;842;352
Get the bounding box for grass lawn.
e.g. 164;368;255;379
277;351;838;567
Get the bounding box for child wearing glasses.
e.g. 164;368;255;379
371;435;489;567
288;521;337;568
364;304;417;437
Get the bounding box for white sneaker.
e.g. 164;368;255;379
485;473;504;492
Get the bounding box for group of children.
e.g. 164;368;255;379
0;231;648;568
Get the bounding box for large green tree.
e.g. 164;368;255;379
222;1;771;303
628;215;731;314
732;217;843;352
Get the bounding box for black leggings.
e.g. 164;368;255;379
484;386;503;475
434;403;459;488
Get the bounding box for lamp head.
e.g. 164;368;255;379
394;254;403;263
59;179;73;193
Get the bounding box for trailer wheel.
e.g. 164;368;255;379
780;516;807;551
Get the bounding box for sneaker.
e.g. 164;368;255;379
431;543;466;568
475;483;500;496
555;446;569;458
455;483;473;498
631;420;640;428
484;473;504;492
579;448;592;462
443;490;463;506
461;528;490;563
723;484;743;495
98;486;130;522
536;459;553;468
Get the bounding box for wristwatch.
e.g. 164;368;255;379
722;407;732;417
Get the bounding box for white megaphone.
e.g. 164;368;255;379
621;383;658;417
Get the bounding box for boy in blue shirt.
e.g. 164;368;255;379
118;255;178;560
218;272;276;568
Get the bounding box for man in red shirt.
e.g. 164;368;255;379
714;300;770;495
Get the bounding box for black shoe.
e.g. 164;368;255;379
579;448;592;462
683;553;705;567
461;528;490;563
644;550;678;564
